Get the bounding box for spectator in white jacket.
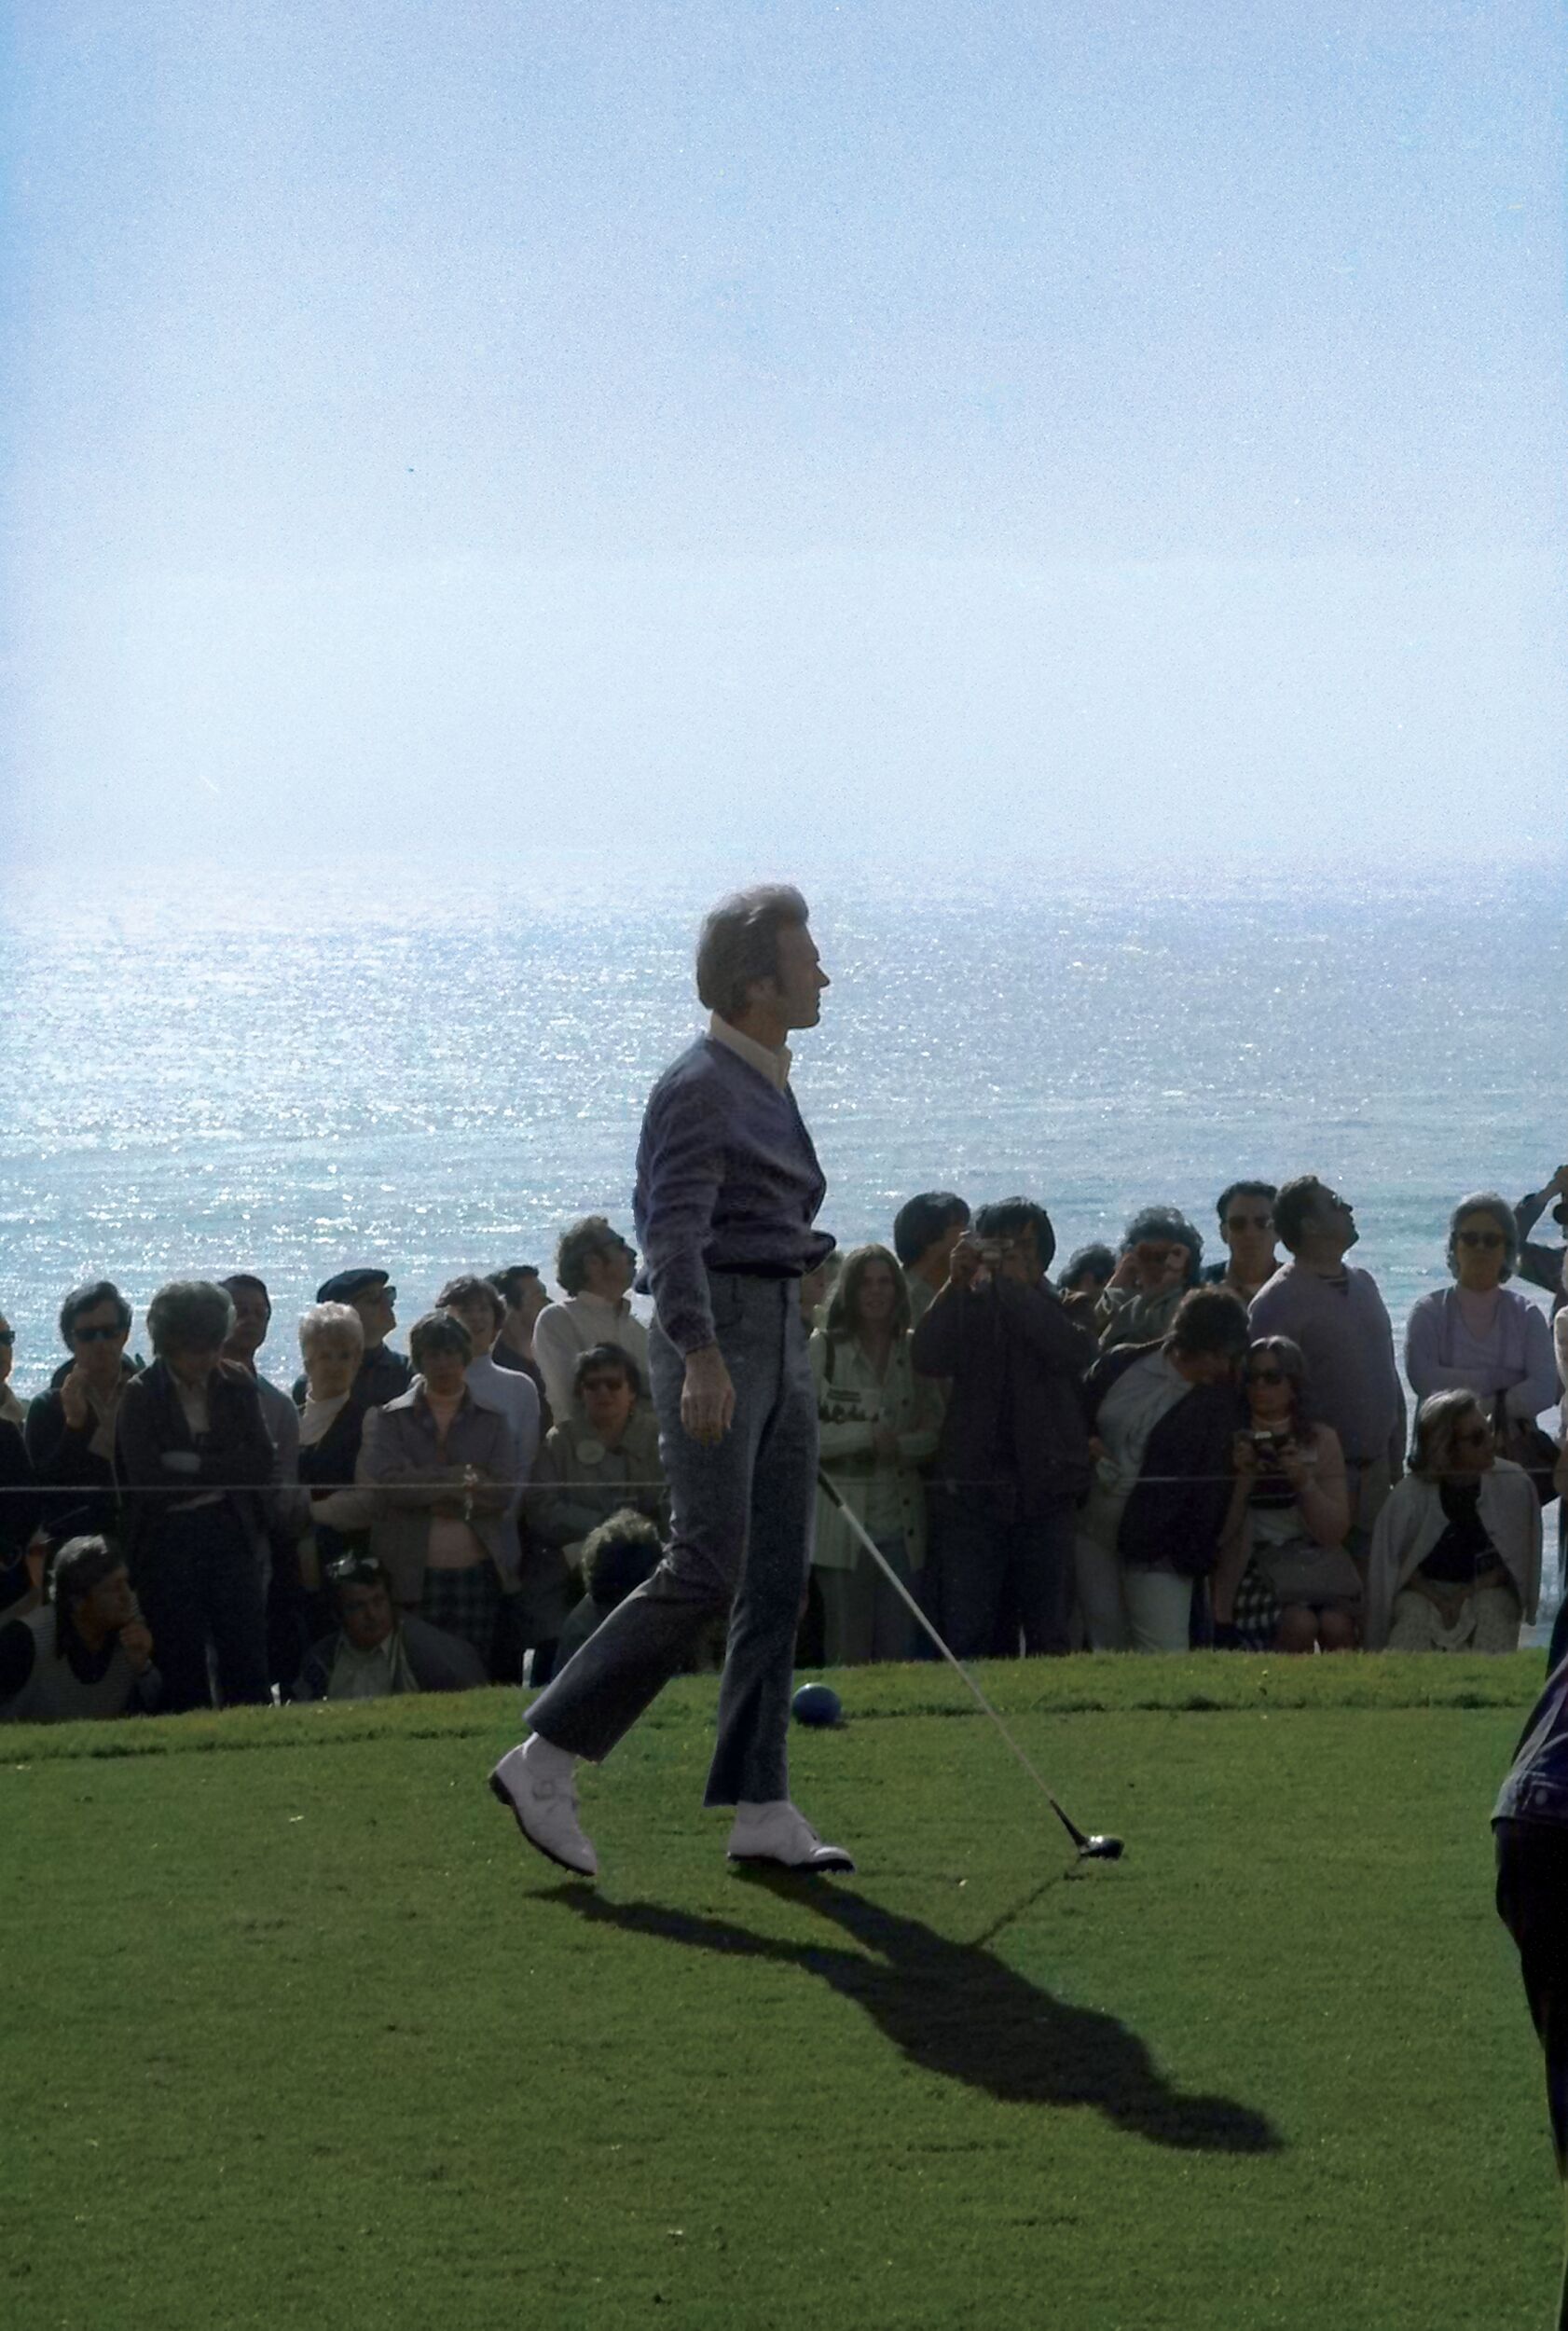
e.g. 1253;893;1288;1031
1366;1390;1540;1652
531;1217;651;1425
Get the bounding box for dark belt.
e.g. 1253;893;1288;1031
709;1262;804;1282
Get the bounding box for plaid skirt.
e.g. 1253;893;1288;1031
421;1562;502;1665
1230;1563;1282;1652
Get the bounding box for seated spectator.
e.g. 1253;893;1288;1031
1095;1207;1204;1351
291;1552;485;1701
1248;1176;1406;1554
1366;1391;1540;1652
913;1197;1095;1658
222;1272;310;1694
1405;1193;1560;1497
0;1534;161;1723
488;1263;552;1420
893;1193;971;1324
554;1509;667;1672
526;1345;666;1577
1514;1164;1568;1318
25;1279;139;1552
116;1280;276;1712
295;1302;376;1605
356;1310;513;1667
531;1217;651;1424
1055;1244;1116;1322
810;1243;941;1664
1075;1288;1249;1653
292;1269;411;1408
1213;1336;1357;1652
0;1305;23;1431
1201;1182;1280;1303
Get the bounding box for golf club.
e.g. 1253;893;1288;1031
815;1470;1124;1863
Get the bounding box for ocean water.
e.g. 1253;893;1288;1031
2;859;1564;1625
1;861;1563;1362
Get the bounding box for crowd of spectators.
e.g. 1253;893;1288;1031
3;1166;1566;1723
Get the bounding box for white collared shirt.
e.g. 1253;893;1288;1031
708;1012;791;1093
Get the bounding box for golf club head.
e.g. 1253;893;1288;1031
1077;1833;1125;1862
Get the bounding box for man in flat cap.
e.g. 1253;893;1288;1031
294;1270;411;1410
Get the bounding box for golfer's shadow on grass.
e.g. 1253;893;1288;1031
544;1873;1282;2155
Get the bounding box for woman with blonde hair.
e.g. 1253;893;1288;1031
810;1243;941;1664
1366;1389;1540;1652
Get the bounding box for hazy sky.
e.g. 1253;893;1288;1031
3;2;1563;873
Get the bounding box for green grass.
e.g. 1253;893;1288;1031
7;1654;1561;2330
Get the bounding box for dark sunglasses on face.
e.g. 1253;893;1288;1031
1246;1367;1286;1386
1456;1231;1505;1249
73;1324;122;1344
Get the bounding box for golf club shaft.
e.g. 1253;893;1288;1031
815;1469;1091;1851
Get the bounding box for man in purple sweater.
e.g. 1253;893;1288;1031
1248;1177;1406;1555
491;885;851;1880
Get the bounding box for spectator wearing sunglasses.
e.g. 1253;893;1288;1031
1201;1182;1280;1303
1365;1391;1539;1651
1213;1336;1357;1651
24;1280;139;1554
291;1269;410;1411
1405;1194;1558;1469
1094;1206;1205;1352
532;1218;651;1425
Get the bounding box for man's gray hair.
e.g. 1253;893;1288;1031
695;884;810;1019
1445;1191;1519;1282
298;1301;366;1357
146;1279;235;1358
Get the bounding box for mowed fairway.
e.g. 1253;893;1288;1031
7;1657;1560;2330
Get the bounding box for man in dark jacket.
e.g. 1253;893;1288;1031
25;1279;140;1555
1077;1289;1249;1650
291;1269;412;1409
913;1197;1095;1658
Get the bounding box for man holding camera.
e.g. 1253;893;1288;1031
912;1197;1095;1659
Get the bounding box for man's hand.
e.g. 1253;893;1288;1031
681;1345;736;1446
1548;1165;1568;1198
871;1424;901;1461
118;1619;154;1676
1107;1249;1140;1292
946;1237;985;1294
60;1368;90;1430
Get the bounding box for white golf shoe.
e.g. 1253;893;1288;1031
725;1800;855;1873
488;1743;598;1879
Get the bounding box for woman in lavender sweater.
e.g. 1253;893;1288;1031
1405;1193;1558;1476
